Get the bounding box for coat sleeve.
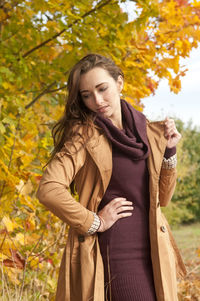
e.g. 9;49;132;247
36;145;94;235
159;167;177;207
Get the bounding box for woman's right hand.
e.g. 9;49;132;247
97;197;134;232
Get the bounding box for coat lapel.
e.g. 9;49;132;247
86;129;112;193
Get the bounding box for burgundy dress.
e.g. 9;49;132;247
95;100;175;301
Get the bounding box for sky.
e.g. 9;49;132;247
120;1;200;128
142;47;200;128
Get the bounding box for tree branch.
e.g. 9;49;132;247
25;80;58;109
25;73;69;110
47;85;67;93
22;0;113;59
24;0;115;109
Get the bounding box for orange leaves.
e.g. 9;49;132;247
169;75;182;94
175;0;189;6
2;249;25;269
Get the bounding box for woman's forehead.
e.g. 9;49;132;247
79;67;113;90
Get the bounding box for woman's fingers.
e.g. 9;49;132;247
116;211;133;220
111;198;132;208
116;205;134;214
164;117;182;148
97;197;134;232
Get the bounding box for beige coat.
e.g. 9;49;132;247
37;120;187;301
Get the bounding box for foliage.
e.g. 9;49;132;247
162;120;200;225
172;224;200;300
0;0;200;298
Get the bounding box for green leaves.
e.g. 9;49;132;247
163;120;200;225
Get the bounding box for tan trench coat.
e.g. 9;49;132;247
37;120;187;301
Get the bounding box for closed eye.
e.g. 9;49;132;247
99;86;107;92
81;94;90;99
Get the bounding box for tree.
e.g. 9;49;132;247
162;120;200;225
0;0;200;298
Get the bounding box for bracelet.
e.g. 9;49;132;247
87;212;101;235
162;154;177;169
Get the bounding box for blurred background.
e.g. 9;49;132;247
0;0;200;300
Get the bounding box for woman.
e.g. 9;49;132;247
36;54;187;301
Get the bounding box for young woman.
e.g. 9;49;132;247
37;54;186;301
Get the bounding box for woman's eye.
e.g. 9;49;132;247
99;86;107;92
82;94;89;99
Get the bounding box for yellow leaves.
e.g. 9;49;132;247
175;39;192;57
0;158;20;185
1;216;15;232
25;233;40;245
29;256;41;269
26;8;35;18
124;82;149;100
192;0;200;8
15;233;25;246
182;40;192;56
0;9;7;22
162;56;180;74
46;20;61;33
62;44;73;52
67;10;82;21
125;60;140;68
24;212;36;232
175;40;183;50
16;179;33;196
0;121;6;134
1;82;14;91
169;75;182;93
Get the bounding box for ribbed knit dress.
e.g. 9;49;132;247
95;100;174;301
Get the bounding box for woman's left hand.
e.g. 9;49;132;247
164;117;182;148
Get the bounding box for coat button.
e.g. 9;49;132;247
78;235;85;242
160;226;166;233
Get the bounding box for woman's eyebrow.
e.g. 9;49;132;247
80;82;107;93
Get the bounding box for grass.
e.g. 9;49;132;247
172;222;200;262
172;223;200;301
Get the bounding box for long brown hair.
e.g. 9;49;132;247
51;53;124;158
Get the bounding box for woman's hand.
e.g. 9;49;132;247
164;117;182;148
97;197;134;232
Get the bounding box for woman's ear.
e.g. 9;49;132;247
117;75;124;93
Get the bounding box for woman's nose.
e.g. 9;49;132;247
93;93;103;106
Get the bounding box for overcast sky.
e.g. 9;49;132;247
142;47;200;128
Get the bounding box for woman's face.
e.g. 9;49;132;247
79;67;123;125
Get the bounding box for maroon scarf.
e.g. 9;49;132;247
95;99;150;160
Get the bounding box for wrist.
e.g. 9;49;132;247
162;154;177;169
87;212;101;235
97;216;103;232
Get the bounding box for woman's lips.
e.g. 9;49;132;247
97;106;108;113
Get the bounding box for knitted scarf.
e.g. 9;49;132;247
95;99;150;160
